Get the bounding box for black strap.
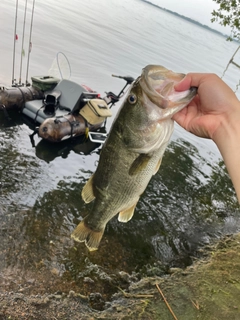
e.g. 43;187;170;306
62;115;74;138
29;128;39;147
17;87;28;111
0;104;11;121
33;103;45;123
62;115;81;138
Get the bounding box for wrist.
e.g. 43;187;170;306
213;98;240;145
213;102;240;201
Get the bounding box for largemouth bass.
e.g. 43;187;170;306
71;65;197;251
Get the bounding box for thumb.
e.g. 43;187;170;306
174;74;192;91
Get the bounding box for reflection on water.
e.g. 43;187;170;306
0;131;239;300
0;108;103;163
35;135;102;163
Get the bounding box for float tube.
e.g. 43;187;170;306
22;76;112;142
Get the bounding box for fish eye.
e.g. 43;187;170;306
128;94;137;104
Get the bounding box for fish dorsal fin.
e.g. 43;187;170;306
153;158;162;175
81;174;95;203
129;154;151;176
118;202;138;223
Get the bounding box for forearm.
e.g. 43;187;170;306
213;108;240;202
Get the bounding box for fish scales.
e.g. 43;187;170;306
87;115;169;222
71;65;197;251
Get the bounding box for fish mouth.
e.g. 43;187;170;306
139;65;197;110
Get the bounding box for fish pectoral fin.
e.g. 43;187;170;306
129;154;151;176
153;158;162;175
118;202;138;223
71;218;105;251
81;174;95;203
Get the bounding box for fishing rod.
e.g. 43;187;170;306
106;74;135;108
12;0;19;85
112;74;135;95
222;45;240;78
222;45;240;92
19;0;28;85
25;0;36;86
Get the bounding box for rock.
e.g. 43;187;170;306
83;277;95;284
118;271;130;283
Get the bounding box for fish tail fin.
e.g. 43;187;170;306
71;218;104;251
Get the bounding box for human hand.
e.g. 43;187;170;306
173;73;240;143
173;73;240;201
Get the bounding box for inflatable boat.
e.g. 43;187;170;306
2;0;135;144
0;74;134;143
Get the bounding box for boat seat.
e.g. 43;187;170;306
23;79;88;123
52;79;87;112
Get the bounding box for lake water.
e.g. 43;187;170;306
0;0;240;302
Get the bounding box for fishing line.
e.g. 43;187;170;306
12;0;19;85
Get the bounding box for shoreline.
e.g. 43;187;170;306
1;233;240;319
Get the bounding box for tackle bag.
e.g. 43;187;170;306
79;99;112;125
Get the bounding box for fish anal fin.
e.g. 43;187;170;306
82;174;95;203
71;219;104;251
154;158;162;175
118;202;138;223
129;154;151;176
